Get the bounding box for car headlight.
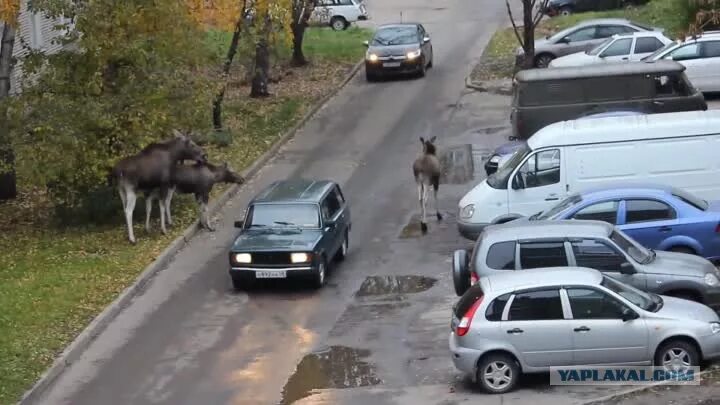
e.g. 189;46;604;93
460;204;475;219
711;322;720;334
489;155;501;164
291;252;311;263
706;273;720;286
366;52;378;62
234;253;252;264
406;49;421;59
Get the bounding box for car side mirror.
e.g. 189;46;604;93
234;220;244;229
621;308;639;322
511;175;523;190
423;36;430;44
558;37;570;44
620;262;636;275
363;40;369;47
325;219;336;230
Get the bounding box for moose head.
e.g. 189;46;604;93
419;136;437;155
171;129;207;163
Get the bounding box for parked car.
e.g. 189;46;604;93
549;31;672;68
516;18;659;68
543;0;649;17
525;184;720;261
451;219;720;307
449;267;720;394
510;60;706;139
363;23;433;81
642;31;720;93
228;179;351;289
310;0;369;31
458;110;720;241
484;111;645;176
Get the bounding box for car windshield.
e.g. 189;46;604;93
586;38;613;55
533;193;582;220
247;203;320;228
601;275;659;311
671;187;709;211
486;143;532;189
609;229;653;264
642;41;677;60
372;26;418;46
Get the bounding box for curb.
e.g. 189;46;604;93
18;59;364;405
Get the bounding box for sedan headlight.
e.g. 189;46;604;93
366;52;378;62
489;155;501;164
705;273;720;286
234;253;252;264
291;252;311;263
460;204;475;219
406;49;421;60
711;322;720;334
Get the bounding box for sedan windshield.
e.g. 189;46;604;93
586;38;613;55
642;41;677;60
487;143;532;189
601;275;659;311
372;27;418;46
609;229;653;264
534;193;582;220
247;203;320;228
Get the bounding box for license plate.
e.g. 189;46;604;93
383;62;401;67
256;271;287;279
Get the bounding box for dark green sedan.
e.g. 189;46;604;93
229;179;351;289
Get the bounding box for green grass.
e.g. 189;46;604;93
0;26;367;405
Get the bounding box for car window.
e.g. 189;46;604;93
567;288;627;319
508;289;564;321
516;149;560;189
702;41;720;57
454;284;483;318
571;239;627;271
333;185;346;204
596;25;631;38
668;43;701;60
485;293;511;321
322;191;342;220
571;201;618;224
519;242;568;269
537;193;583;220
486;241;516;270
600;38;632;57
634;37;664;54
625;199;676;223
563;27;597;42
334;0;354;5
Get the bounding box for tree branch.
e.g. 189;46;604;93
505;0;525;46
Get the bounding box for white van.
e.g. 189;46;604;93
457;110;720;240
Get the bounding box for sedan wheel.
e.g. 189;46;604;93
476;354;519;394
336;232;349;261
655;340;699;372
330;17;347;31
535;54;554;68
559;6;572;15
312;258;327;289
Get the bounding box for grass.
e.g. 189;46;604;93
472;0;691;81
0;26;372;405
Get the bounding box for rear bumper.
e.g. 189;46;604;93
449;333;481;375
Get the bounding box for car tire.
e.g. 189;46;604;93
336;231;349;261
311;256;327;289
231;274;255;291
428;51;434;68
670;246;696;255
330;17;348;31
534;53;555;68
476;353;520;394
418;58;427;78
654;340;700;371
559;6;572;16
366;71;378;82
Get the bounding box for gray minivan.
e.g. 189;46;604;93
511;60;707;139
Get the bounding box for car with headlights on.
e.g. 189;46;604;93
229;179;351;289
363;23;433;81
450;267;720;394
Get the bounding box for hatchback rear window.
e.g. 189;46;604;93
454;285;484;318
486;241;516;270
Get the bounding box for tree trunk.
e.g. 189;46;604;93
290;21;307;67
212;15;245;129
521;0;535;69
250;16;271;98
0;23;17;201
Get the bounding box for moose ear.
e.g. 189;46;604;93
419;137;425;143
172;129;184;138
429;136;437;143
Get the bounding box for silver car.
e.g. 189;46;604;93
452;220;720;309
449;267;720;393
517;18;659;68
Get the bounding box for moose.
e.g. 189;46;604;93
110;130;207;243
146;161;245;232
413;136;443;234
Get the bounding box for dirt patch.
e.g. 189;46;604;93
355;275;437;297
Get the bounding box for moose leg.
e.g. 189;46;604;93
164;187;175;226
118;186;127;209
145;193;154;233
124;187;137;244
432;175;442;221
419;183;428;234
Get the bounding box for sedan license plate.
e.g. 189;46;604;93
383;61;401;67
256;271;286;279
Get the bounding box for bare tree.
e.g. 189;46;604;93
505;0;550;69
250;12;272;98
0;22;17;200
290;0;318;67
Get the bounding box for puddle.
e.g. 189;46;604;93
280;346;381;405
399;218;423;239
356;275;437;297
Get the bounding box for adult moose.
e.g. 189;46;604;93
147;161;245;232
110;130;206;243
413;136;443;234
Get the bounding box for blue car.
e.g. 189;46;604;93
526;183;720;261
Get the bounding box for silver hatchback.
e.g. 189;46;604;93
449;267;720;393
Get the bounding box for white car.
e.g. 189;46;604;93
549;31;672;67
642;31;720;93
310;0;369;31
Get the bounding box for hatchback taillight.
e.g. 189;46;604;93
470;272;479;285
456;296;483;337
